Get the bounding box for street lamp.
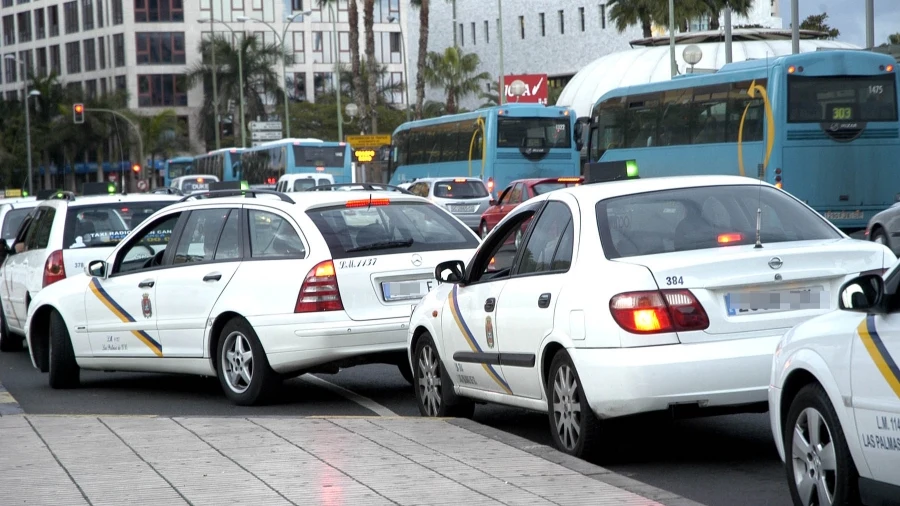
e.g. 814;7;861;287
5;55;35;196
387;15;411;122
238;11;310;140
200;18;247;148
497;0;506;105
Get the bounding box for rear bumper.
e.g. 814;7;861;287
571;334;781;419
452;213;482;228
248;315;409;374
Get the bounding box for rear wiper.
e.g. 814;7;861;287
346;238;414;253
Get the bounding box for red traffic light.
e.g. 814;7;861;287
131;164;141;173
73;103;85;124
74;104;84;113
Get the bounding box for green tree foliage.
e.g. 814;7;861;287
423;47;491;114
799;12;840;39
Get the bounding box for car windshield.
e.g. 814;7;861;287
293;179;317;191
63;201;173;249
433;180;488;199
306;201;480;259
1;208;33;240
596;185;842;259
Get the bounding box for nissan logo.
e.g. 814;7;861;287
411;254;423;267
768;257;783;270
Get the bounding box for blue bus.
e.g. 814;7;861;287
239;139;354;187
586;49;900;230
162;156;194;187
387;104;583;197
192;147;244;183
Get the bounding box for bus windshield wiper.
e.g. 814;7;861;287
347;238;414;253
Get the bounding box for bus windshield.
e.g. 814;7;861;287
497;117;571;149
787;74;898;123
293;146;346;167
167;162;192;179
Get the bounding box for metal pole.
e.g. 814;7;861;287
497;0;505;104
330;4;343;140
865;0;874;49
212;21;247;147
724;7;732;63
791;0;799;54
669;0;676;77
398;21;411;122
86;108;143;192
211;29;221;150
22;62;33;196
281;23;291;139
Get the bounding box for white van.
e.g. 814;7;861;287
169;175;220;195
275;173;335;192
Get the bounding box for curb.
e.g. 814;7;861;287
0;380;23;416
448;418;706;506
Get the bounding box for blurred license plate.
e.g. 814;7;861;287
449;205;476;213
724;286;826;316
382;280;435;301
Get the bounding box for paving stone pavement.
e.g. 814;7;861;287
0;414;706;506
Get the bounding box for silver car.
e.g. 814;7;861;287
405;177;491;230
865;202;900;255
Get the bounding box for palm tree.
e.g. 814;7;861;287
889;33;900;45
338;58;404;106
134;109;190;189
410;0;429;119
607;0;655;38
363;0;378;133
649;0;709;32
478;82;500;108
703;0;752;31
346;0;368;124
423;47;491;114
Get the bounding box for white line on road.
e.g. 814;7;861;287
300;374;398;417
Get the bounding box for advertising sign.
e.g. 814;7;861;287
502;74;549;104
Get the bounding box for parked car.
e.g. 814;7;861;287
479;177;583;239
405;177;492;231
276;173;335;192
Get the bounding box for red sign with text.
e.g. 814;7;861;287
501;74;549;104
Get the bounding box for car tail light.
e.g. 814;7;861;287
346;198;390;208
43;250;67;287
717;233;743;244
295;260;343;313
487;177;494;194
861;268;889;277
609;289;709;334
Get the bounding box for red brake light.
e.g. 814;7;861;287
609;290;709;334
43;250;67;287
487;178;494;193
197;178;204;183
346;198;390;208
316;166;325;172
717;233;743;244
454;178;467;183
557;177;582;182
295;260;343;313
887;64;894;72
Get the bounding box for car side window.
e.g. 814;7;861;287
498;186;513;205
114;212;182;275
214;210;241;260
467;210;538;283
516;202;573;276
25;208;55;251
508;183;524;204
172;209;231;264
248;210;306;258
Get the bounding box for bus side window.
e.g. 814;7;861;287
597;99;625;151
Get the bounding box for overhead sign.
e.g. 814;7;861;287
346;134;391;149
249;121;283;131
251;131;283;141
502;74;549;104
353;149;377;163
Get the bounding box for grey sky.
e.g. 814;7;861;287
778;0;900;46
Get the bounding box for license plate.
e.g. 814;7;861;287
823;210;864;220
449;205;476;213
724;286;827;316
382;279;435;302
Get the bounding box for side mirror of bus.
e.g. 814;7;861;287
574;117;589;152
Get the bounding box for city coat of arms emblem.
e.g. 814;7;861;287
485;316;494;349
141;293;152;318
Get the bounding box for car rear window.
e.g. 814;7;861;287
63;201;173;249
2;208;33;240
596;185;842;259
532;182;580;195
307;201;480;259
180;177;217;194
433;180;488;199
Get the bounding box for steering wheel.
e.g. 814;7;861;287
136;244;155;257
142;249;166;269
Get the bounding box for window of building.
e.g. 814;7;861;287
1;0;11;7
558;9;565;34
100;78;107;95
311;31;332;64
36;47;48;76
293;72;306;101
313;71;332;97
579;7;585;31
291;0;303;9
64;1;79;34
97;0;104;28
98;36;106;69
17;11;32;42
600;4;606;29
471;22;476;45
2;15;14;45
518;16;524;39
113;33;125;67
291;31;305;64
136;32;186;64
459;23;464;46
137;74;188;107
35;9;46;39
82;0;94;30
484;20;489;43
49;5;60;36
66;41;82;73
3;55;16;83
539;12;545;36
115;74;126;91
338;31;350;63
85;79;97;99
134;0;184;23
50;45;61;74
83;38;96;71
112;0;123;24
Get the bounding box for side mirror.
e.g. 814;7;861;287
574;116;588;152
489;199;497;206
839;274;885;313
86;260;107;278
435;260;465;284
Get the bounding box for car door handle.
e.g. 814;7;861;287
484;297;495;312
138;279;155;288
203;273;222;282
538;293;551;308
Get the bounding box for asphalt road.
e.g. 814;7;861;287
0;350;791;506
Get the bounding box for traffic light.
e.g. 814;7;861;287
73;103;84;124
132;163;141;175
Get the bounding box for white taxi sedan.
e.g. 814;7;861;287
25;189;480;405
770;271;900;505
407;175;896;458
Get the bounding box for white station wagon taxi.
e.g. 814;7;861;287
407;174;895;458
25;187;480;405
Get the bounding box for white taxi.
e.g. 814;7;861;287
769;271;900;505
407;175;896;458
0;192;180;352
25;188;480;405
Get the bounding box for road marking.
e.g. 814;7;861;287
300;374;398;417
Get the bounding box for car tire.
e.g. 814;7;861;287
48;310;80;389
871;228;891;250
480;221;489;239
397;360;414;385
0;305;23;352
413;333;474;418
547;350;601;458
784;383;861;506
514;229;523;249
216;317;280;406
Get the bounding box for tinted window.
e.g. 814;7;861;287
215;210;242;260
433;180;488;199
26;208;55;250
249;210;305;258
2;208;33;240
293;145;346;168
116;213;181;273
497;117;571;149
788;74;898;123
517;202;573;275
294;179;317;191
173;209;230;264
307;201;480;259
532;182;579;195
63;201;172;249
597;185;842;259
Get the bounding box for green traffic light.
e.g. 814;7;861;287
22;191;29;197
240;180;250;190
107;184;116;194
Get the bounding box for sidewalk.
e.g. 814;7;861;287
0;414;704;506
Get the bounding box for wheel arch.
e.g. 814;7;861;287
207;310;246;371
28;303;58;373
539;333;576;399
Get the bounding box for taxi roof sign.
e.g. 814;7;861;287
82;182;117;195
584;160;639;184
36;189;63;200
3;189;24;198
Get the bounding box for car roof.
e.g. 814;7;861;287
554;175;775;201
165;190;431;214
410;177;485;183
172;174;218;181
506;177;584;187
38;194;183;210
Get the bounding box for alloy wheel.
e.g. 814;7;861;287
222;331;254;394
790;407;837;506
417;344;442;416
552;364;582;451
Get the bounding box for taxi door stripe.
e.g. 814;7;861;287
448;285;512;395
89;278;163;357
858;315;900;398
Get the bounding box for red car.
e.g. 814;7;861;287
479;176;583;241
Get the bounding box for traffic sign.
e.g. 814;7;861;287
137;180;148;191
108;173;118;182
353;149;377;163
346;134;391;149
249;121;283;131
251;131;283;141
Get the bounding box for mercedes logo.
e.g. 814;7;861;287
768;257;783;270
411;254;423;267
